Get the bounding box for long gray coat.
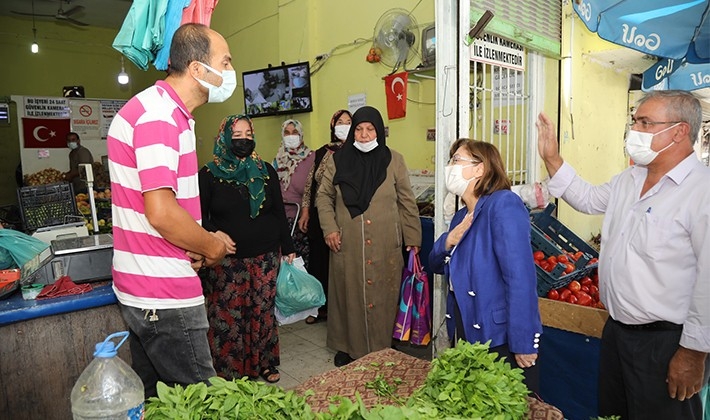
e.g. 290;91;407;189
316;150;422;359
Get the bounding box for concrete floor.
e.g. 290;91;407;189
271;318;433;390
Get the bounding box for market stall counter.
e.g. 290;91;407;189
0;282;129;420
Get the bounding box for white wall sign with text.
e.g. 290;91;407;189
470;34;525;72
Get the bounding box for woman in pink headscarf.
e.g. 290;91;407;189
273;119;315;266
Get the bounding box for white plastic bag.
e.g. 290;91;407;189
275;306;318;326
519;181;550;209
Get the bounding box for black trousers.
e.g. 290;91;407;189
598;317;710;420
451;293;540;395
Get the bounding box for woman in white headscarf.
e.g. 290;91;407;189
273;119;315;265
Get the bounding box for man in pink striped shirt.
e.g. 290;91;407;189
107;23;236;398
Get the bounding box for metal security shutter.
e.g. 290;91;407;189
471;0;562;58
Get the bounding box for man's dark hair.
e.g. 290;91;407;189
67;132;80;141
169;23;212;75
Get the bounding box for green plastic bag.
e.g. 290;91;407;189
275;257;326;318
0;229;50;270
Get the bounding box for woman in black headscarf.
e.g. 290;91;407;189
315;106;421;367
199;114;295;383
297;109;352;324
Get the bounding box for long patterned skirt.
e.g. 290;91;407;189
202;251;281;380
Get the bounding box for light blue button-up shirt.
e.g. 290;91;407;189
548;154;710;352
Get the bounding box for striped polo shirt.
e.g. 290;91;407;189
107;80;203;309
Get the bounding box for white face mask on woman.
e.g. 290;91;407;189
194;62;237;103
354;139;378;153
445;163;477;196
282;134;301;149
625;122;679;166
334;125;351;141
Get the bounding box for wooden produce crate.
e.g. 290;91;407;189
538;297;608;338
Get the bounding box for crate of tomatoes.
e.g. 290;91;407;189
530;204;602;308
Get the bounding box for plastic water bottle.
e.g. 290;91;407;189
71;331;144;420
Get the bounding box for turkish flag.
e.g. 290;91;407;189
22;118;71;148
384;72;408;120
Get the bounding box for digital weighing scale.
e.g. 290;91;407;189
30;234;114;285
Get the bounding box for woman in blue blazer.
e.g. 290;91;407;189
429;139;542;393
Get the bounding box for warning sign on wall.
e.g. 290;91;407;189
70;100;102;140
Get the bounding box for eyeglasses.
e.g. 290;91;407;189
448;155;481;165
629;118;682;130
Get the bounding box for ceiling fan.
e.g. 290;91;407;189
12;0;89;27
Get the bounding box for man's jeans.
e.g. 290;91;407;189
118;302;217;398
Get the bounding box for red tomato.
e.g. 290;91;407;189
589;285;599;295
580;285;590;294
580;277;593;287
568;280;581;293
557;254;569;263
559;288;572;301
566;294;578;304
533;251;545;261
539;261;549;271
547;256;558;265
574;251;584;261
574;291;593;306
545;263;555;273
564;263;575;274
595;301;606;310
546;289;560;300
587;257;599;266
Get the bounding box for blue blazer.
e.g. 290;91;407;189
429;190;542;354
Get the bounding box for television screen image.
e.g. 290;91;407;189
242;62;313;118
421;24;435;68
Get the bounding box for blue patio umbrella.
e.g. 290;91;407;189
642;58;710;91
572;0;709;63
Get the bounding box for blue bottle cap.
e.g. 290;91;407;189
93;331;129;358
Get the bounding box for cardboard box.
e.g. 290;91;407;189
538;297;609;338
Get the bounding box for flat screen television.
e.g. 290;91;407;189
242;62;313;118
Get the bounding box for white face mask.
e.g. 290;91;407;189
282;134;301;149
194;62;237;103
334;125;351;141
445;164;476;196
625;123;679;166
67;142;78;150
354;139;378;153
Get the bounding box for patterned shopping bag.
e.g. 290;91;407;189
392;250;416;341
410;256;431;346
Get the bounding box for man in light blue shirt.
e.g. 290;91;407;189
537;90;710;420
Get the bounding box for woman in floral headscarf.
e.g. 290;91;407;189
199;114;295;384
272;119;315;266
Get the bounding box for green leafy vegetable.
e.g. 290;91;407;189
145;341;531;419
